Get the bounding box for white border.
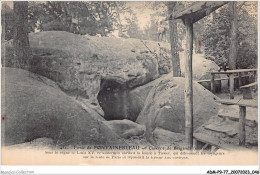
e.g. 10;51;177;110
0;0;259;174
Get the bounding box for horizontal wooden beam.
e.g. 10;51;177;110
240;82;258;89
174;1;228;23
197;74;252;83
209;68;258;74
197;77;229;83
218;113;258;126
216;99;258;108
194;133;249;151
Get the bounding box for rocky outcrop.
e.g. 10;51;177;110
179;52;220;80
135;74;220;143
1;68;125;146
122;127;185;147
129;76;166;120
102;119;145;139
5;138;55;149
2;32;222;121
3;31;175;120
31;32;162;100
153;128;185;146
128;53;223;122
179;52;228;92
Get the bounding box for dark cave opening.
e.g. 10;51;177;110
97;78;140;121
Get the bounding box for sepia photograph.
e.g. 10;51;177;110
1;0;259;173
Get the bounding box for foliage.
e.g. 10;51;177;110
1;3;14;40
202;2;257;68
2;2;138;37
125;12;143;39
2;1;257;70
141;2;169;42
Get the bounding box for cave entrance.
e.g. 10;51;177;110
97;78;139;121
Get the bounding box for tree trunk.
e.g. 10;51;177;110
115;2;123;37
2;9;6;67
13;1;32;69
2;9;6;42
167;2;181;77
229;1;237;70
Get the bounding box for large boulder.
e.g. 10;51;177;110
179;52;228;92
102;120;184;147
102;119;145;139
179;52;220;80
121;127;185;147
2;32;222;121
5;138;55;149
1;68;125;146
153;128;185;146
135;74;220;142
128;53;223;121
129;78;163;120
8;32;162;96
3;31;175;120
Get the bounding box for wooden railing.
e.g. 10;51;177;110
208;69;257;99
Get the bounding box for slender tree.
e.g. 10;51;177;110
13;1;32;69
167;2;181;77
115;2;123;37
229;1;237;70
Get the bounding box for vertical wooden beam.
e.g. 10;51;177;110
254;70;257;93
211;73;215;93
193;138;197;150
238;72;242;88
239;106;246;146
254;70;257;82
184;17;193;150
229;73;234;99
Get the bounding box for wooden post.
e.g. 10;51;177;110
229;73;234;99
238;72;242;88
184;17;193;150
211;73;215;93
254;70;257;92
239;106;246;146
193;139;197;150
173;1;227;151
254;70;257;82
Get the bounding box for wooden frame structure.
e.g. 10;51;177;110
209;69;257;99
171;2;228;149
